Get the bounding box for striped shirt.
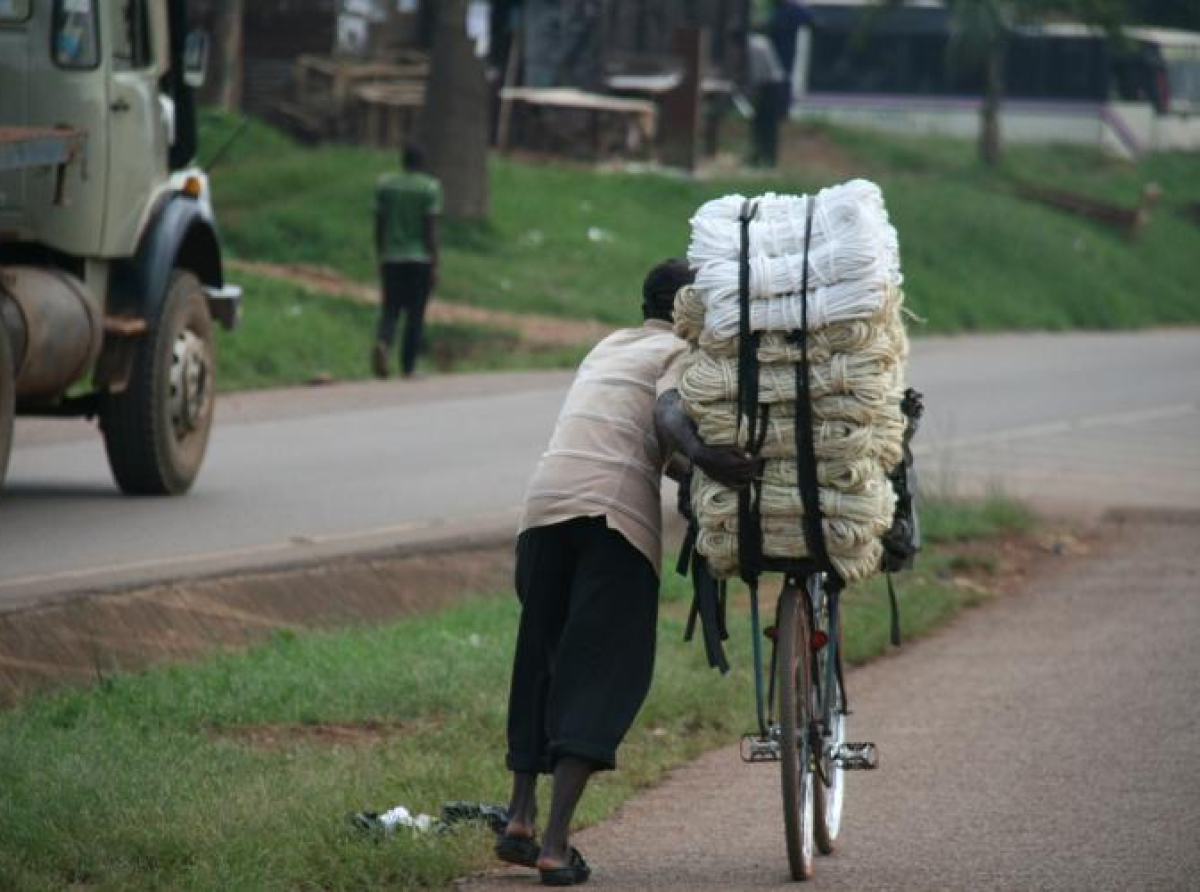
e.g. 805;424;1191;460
519;319;688;574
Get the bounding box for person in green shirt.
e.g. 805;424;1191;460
372;144;442;378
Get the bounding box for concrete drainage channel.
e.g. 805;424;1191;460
0;537;516;707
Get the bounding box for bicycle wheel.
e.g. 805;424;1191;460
814;646;846;853
812;575;846;854
777;583;816;881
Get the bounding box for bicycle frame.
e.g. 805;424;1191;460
741;572;844;770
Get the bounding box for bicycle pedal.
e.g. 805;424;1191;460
834;742;879;770
740;733;780;763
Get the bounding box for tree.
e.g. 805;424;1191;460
209;0;244;111
420;0;491;220
880;1;1128;167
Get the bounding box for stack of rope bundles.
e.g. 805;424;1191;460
677;179;910;583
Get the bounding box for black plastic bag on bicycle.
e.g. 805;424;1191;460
881;387;924;572
879;387;924;646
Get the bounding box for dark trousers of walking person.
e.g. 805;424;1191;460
503;516;659;865
752;81;788;167
507;516;659;774
376;260;432;376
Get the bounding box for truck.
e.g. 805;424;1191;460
0;0;239;496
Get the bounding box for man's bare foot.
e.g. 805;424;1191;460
537;846;590;886
495;823;540;869
503;818;535;841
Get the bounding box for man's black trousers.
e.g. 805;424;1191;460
376;261;432;375
506;516;659;774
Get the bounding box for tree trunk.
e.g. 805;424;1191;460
210;0;244;111
979;41;1003;168
421;0;491;220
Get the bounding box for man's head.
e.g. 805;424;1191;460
402;143;426;172
642;258;694;322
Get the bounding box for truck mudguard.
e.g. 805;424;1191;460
108;193;223;324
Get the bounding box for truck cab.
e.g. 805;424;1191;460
0;0;239;496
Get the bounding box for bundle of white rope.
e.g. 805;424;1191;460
697;278;904;340
693;405;906;469
693;470;895;526
680;349;901;406
673;285;707;343
677;178;912;584
688;180;899;272
696;526;885;581
694;246;899;300
694;315;909;362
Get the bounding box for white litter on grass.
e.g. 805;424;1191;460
587;226;614;243
377;805;438;833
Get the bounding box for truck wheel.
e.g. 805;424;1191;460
0;322;13;494
102;271;215;495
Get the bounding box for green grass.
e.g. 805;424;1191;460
216;271;585;391
921;493;1036;544
203;108;1200;336
1;498;1029;890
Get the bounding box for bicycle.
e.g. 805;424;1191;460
739;571;878;881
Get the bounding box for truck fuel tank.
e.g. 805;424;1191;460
0;266;102;402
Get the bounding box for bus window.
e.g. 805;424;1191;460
1165;55;1200;113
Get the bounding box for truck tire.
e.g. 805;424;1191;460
0;322;13;494
101;271;215;495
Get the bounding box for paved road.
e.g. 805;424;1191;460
464;515;1200;891
2;330;1198;609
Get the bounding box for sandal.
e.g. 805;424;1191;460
539;847;590;886
495;834;540;869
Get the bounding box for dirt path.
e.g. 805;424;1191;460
229;259;610;349
460;512;1200;890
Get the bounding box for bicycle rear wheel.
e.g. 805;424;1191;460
813;575;846;854
777;583;816;880
814;672;846;853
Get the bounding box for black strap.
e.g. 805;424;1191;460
830;585;851;714
694;557;731;673
678;520;730;673
788;196;839;583
676;523;697;578
886;571;902;647
736;199;764;585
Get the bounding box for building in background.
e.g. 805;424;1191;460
188;0;752;164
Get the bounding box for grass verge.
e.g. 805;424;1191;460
203;109;1200;336
216;270;586;392
0;497;1033;890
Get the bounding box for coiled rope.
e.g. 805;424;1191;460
679;179;913;583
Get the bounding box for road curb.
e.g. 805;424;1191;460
0;535;516;706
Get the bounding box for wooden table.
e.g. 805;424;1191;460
498;87;658;157
351;83;426;148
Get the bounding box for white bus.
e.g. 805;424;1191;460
792;1;1200;156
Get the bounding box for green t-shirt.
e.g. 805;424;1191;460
375;171;442;263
